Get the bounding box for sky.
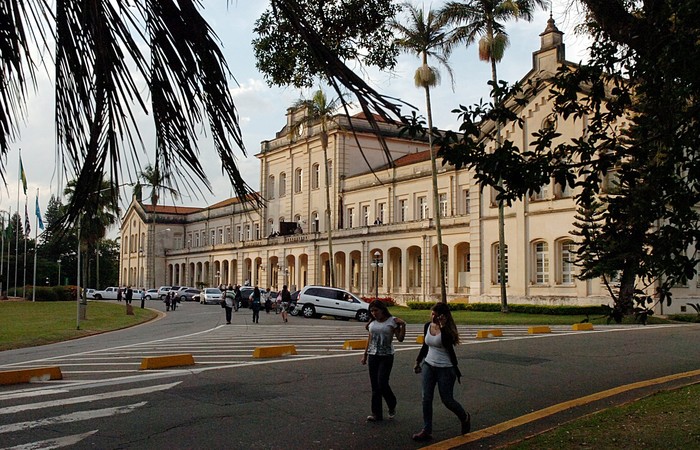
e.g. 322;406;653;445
5;0;591;236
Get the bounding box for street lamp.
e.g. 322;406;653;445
57;258;62;286
371;251;383;300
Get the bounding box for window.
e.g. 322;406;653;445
268;175;275;199
398;199;407;222
312;212;319;232
236;226;242;242
253;223;260;240
347;207;355;228
378;202;385;224
439;193;448;217
225;226;231;243
268;219;275;235
554;180;573;199
311;163;320;189
418;196;428;220
463;189;470;214
244;224;250;241
218;228;224;244
210;230;216;246
493;243;509;284
361;205;369;226
531;182;549;201
194;233;200;247
561;241;575;284
279;172;286;197
534;241;549;284
294;168;303;193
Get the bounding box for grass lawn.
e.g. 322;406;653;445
0;300;158;351
506;382;700;449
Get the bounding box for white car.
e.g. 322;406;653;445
293;286;370;321
200;288;222;305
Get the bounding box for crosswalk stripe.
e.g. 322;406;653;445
3;430;99;450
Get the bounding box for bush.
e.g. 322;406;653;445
668;314;700;323
361;296;396;306
29;285;77;302
406;301;609;315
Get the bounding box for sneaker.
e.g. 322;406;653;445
412;430;432;441
461;412;471;434
388;409;396;419
366;415;382;422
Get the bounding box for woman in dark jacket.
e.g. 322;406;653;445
250;286;261;324
412;302;470;442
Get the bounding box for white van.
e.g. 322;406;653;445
294;286;370;321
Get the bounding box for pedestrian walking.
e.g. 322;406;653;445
411;302;470;442
264;287;272;313
170;291;177;310
279;285;291;323
223;289;234;324
124;286;133;304
140;288;146;309
250;286;261;323
164;293;171;311
117;287;123;302
361;300;406;422
233;285;242;311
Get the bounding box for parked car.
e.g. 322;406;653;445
157;286;172;299
144;289;159;300
93;287;121;300
179;288;201;302
293;286;370;321
84;288;96;299
200;287;222;305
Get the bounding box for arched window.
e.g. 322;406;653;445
312;212;319;232
294;168;303;193
279;172;286;197
533;241;549;284
312;163;320;189
560;240;575;284
267;175;275;199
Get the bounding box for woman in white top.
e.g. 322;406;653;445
412;302;470;441
361;300;406;422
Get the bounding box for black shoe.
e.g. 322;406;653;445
366;415;382;422
461;412;471;434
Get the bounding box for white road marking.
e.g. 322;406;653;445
0;382;179;415
3;430;98;450
0;402;147;434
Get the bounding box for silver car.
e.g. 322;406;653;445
294;286;370;321
200;288;222;305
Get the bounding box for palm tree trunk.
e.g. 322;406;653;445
425;85;447;303
322;133;335;287
492;57;508;313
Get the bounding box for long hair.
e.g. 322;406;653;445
432;302;460;345
367;299;392;328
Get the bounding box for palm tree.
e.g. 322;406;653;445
291;90;343;287
138;164;178;289
64;177;119;310
440;0;548;312
391;3;454;303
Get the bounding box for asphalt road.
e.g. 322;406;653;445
1;301;699;449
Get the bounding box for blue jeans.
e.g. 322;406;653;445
421;362;467;433
367;354;397;419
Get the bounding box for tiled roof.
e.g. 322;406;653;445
393;150;431;167
142;204;202;215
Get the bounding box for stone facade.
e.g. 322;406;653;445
118;18;699;315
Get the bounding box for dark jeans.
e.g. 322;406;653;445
252;305;260;323
421;362;467;433
367;354;396;419
225;306;233;323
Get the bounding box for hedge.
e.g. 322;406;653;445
406;301;609;315
21;285;79;302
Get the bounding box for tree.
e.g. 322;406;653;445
439;2;700;321
138;164;178;288
391;3;455;303
291;90;345;287
439;0;548;312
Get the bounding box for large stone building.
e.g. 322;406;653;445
119;18;696;314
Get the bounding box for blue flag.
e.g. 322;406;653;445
35;195;44;230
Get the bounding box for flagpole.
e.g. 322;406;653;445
22;199;28;299
15;152;21;298
32;189;39;302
